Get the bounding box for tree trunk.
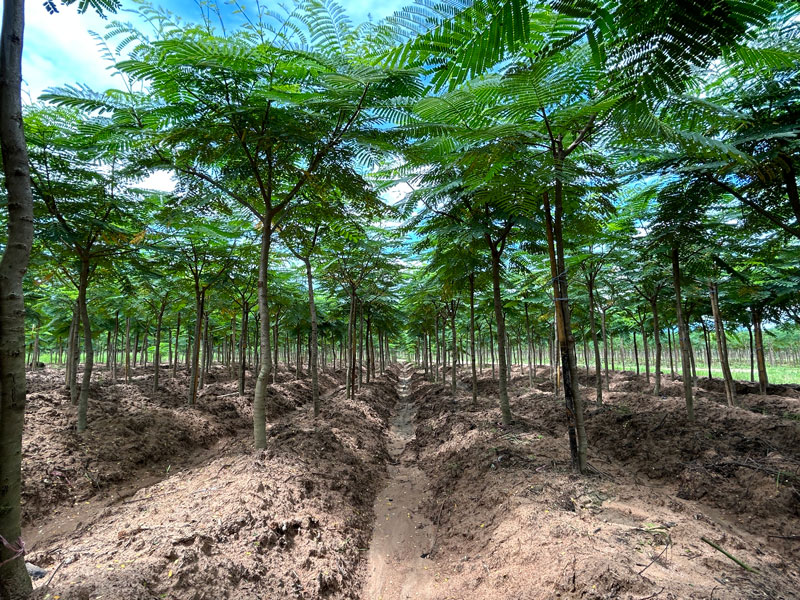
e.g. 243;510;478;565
450;301;457;394
111;310;119;383
601;307;609;390
700;319;712;379
0;0;34;591
77;258;93;433
173;311;181;379
709;282;736;406
239;303;247;397
488;241;513;426
67;303;79;399
469;274;478;404
346;289;356;399
544;188;587;473
587;278;602;403
752;306;768;395
525;304;533;391
189;291;204;404
153;301;165;392
253;229;273;448
747;322;754;382
671;244;694;421
124;316;131;383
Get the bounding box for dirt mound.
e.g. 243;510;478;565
25;369;399;600
404;368;800;599
22;367;252;524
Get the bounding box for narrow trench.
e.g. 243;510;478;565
362;367;436;600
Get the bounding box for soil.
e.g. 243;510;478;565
18;362;800;599
23;365;397;599
402;366;800;600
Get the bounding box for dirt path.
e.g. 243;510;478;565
362;368;436;600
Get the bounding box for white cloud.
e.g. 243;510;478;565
23;2;119;101
139;169;176;193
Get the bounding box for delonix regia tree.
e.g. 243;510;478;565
1;0;118;596
45;0;421;448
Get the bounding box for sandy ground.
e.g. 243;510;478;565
363;367;436;600
23;365;398;599
18;362;800;600
401;366;800;600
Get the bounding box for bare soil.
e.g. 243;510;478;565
19;363;800;599
23;365;398;599
403;366;800;600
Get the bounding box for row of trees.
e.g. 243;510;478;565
2;1;799;597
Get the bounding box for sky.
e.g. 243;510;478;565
23;0;408;101
21;0;409;193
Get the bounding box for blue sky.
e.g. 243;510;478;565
23;0;409;101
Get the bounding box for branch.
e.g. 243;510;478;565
707;175;800;239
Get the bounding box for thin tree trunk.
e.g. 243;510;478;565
153;300;165;392
77;259;93;433
239;302;247;397
752;306;768;395
587;279;602;403
488;241;512;426
450;300;457;394
747;322;754;382
173;312;181;378
544;188;586;473
709;282;736;406
470;274;478;404
671;245;694;421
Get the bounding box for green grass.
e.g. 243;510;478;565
699;363;800;385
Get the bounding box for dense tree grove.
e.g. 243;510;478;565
2;0;800;596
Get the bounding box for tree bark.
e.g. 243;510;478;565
469;274;478;404
488;240;513;426
0;0;34;592
586;275;602;403
153;300;166;392
752;306;768;395
671;244;694;421
449;300;457;394
709;282;736;406
173;312;181;379
544;189;587;473
253;229;273;448
76;258;93;433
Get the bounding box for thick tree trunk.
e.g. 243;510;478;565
253;230;273;448
77;259;93;433
709;282;736;406
671;244;694;422
0;0;34;591
488;242;513;426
